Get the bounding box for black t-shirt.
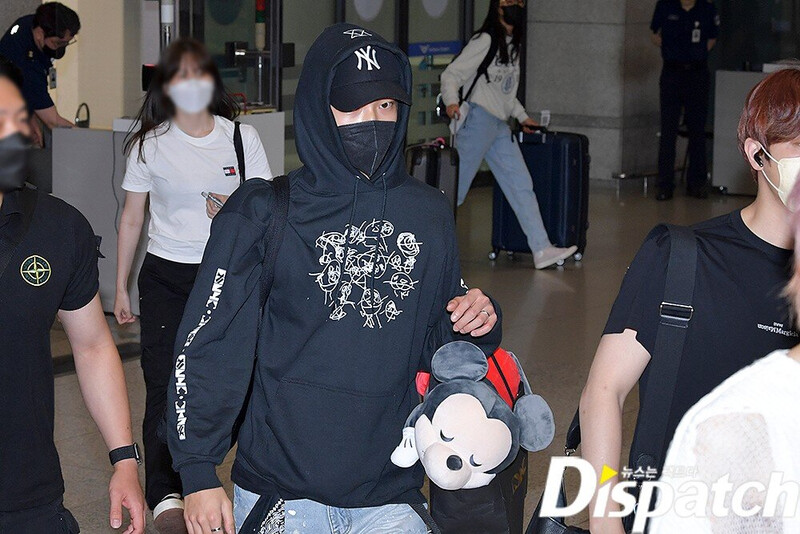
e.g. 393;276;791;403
0;189;99;511
604;210;795;466
651;0;720;63
0;15;55;113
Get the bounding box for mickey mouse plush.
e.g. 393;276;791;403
391;341;555;491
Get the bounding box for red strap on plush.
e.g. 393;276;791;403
414;348;521;407
416;371;431;396
486;348;521;408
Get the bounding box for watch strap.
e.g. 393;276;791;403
109;443;142;466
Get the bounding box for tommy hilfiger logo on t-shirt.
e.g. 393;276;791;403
223;166;237;177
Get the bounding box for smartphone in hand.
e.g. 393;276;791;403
202;191;225;209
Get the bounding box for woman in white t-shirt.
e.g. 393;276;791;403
440;0;576;269
650;188;800;533
114;38;271;533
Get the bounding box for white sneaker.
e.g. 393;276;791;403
153;493;188;534
534;245;578;269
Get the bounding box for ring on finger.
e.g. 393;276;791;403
480;309;491;318
211;528;223;533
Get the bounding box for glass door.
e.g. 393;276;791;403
406;0;461;143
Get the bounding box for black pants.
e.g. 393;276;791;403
658;63;710;192
138;253;199;510
0;498;79;533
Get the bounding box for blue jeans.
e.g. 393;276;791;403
456;103;552;254
233;485;428;533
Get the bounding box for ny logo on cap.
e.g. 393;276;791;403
355;46;381;71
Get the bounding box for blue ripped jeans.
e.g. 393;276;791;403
233;485;428;534
457;102;552;254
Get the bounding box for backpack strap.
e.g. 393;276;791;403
460;34;501;104
630;223;697;473
228;176;291;450
0;186;38;280
410;502;442;534
234;120;246;185
563;224;697;470
258;175;290;310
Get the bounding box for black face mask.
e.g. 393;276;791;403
502;5;526;28
338;120;396;179
0;133;31;193
43;44;65;60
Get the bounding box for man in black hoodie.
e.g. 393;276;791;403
167;24;502;534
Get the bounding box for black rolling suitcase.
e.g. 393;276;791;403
491;130;589;262
406;140;459;215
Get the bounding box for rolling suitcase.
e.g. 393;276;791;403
490;130;589;262
406;140;459;215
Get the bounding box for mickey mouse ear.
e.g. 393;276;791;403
515;394;556;452
431;341;489;383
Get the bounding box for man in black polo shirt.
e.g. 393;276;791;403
0;59;145;533
0;2;79;146
651;0;719;200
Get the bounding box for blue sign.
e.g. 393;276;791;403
408;40;462;57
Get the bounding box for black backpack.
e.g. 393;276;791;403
435;33;501;120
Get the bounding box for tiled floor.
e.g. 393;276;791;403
50;181;751;532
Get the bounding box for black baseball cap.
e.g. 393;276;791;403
330;44;411;112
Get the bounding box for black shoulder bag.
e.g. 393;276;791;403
0;186;38;279
527;224;698;534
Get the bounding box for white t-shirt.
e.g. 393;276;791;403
650;350;800;534
441;33;528;123
122;115;272;264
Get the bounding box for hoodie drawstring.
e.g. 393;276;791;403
330;173;389;313
368;174;389;306
329;177;360;309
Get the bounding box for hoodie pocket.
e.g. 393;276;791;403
270;377;403;499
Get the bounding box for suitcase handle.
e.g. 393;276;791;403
517;129;549;145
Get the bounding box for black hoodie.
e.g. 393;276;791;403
167;23;502;508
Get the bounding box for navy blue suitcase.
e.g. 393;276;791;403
491;130;589;262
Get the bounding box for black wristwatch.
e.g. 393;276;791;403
109;443;142;466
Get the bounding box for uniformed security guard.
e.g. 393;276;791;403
0;58;146;534
651;0;719;201
0;2;80;147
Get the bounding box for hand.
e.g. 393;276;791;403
114;289;136;325
29;118;44;148
446;288;497;337
108;460;146;533
446;104;461;120
184;487;235;534
206;193;229;219
651;32;662;48
521;117;540;134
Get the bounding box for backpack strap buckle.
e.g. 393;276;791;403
659;302;693;328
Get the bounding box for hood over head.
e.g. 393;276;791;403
294;23;413;194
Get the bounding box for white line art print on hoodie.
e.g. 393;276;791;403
310;219;421;328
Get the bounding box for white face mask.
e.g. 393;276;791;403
759;146;800;207
168;78;214;114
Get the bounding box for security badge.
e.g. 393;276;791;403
20;255;51;287
692;21;701;43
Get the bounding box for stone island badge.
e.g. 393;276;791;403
20;255;51;286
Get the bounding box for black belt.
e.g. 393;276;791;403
663;60;707;71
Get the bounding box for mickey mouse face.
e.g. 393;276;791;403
415;394;512;490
